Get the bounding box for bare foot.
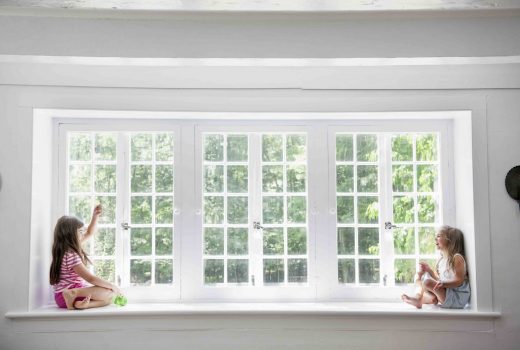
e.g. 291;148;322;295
401;294;422;309
62;289;78;310
74;295;92;310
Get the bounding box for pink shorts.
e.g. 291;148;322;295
54;283;87;309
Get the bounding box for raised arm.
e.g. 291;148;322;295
81;204;102;243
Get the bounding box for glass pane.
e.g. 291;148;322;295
263;228;284;255
359;259;380;284
94;133;117;161
155;259;173;284
69;196;91;223
155;165;174;193
337;227;355;255
155;133;174;161
262;165;284;193
204;165;224;193
262;196;284;224
131;165;152;193
393;227;415;255
95;165;117;193
94;228;115;256
358;228;379;255
155;196;173;224
418;195;436;223
227;259;248;283
393;196;414;224
395;259;416;284
392;135;413;161
338;259;355;283
204;196;224;224
288;259;307;283
357;165;378;192
286;165;306;193
286;134;306;161
204;135;224;161
69;165;91;193
262;135;283;162
204;259;224;284
227;135;248;162
130;228;152;255
336;135;353;161
227;228;248;255
263;259;284;284
130;259;152;285
131;196;152;224
358;196;379;224
69;133;91;161
227;196;248;224
287;196;306;224
131;134;153;161
96;196;116;224
93;260;115;283
227;165;248;193
287;227;306;255
392;165;413;192
417;164;438;192
336;165;353;193
337;196;354;223
419;227;436;255
357;134;378;162
204;228;224;255
155;227;173;255
416;134;437;161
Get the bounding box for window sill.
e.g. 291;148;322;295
5;302;500;320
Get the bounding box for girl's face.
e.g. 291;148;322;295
435;232;449;251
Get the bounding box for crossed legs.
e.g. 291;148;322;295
62;286;115;310
401;273;446;309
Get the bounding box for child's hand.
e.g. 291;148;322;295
433;280;444;291
419;261;432;274
92;204;102;218
110;284;122;296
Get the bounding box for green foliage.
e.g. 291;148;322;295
392;135;413;161
336;135;353;161
204;165;224;193
262;165;283;192
227;196;248;224
227;165;248;193
131;228;152;255
131;134;153;161
286;165;306;193
358;228;379;255
393;227;415;255
69;165;91;192
69;195;91;223
131;196;152;224
394;259;415;284
337;196;354;223
94;228;116;256
418;195;436;223
131;165;152;193
287;228;307;255
155;228;173;255
416;134;437;161
204;134;224;161
417;165;437;192
262;135;283;162
155;259;173;284
95;165;117;193
131;259;151;285
286;134;306;161
287;196;306;223
357;165;378;192
263;228;284;255
227;228;248;255
155;196;173;224
359;259;380;284
357;196;378;224
336;165;354;193
263;259;284;284
204;196;224;224
227;135;248;162
155;165;174;193
94;133;117;161
93;259;115;283
155;133;174;161
338;259;355;283
96;196;116;224
392;165;413;192
262;196;284;224
393;196;414;223
357;134;378;162
419;227;436;254
227;259;248;283
69;133;91;161
288;259;307;282
204;228;224;255
204;259;224;283
337;227;355;255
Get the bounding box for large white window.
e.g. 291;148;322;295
58;118;451;302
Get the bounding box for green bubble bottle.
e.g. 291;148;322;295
113;294;127;306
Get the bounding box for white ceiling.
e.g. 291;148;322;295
1;0;520;12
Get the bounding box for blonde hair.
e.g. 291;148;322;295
437;225;467;274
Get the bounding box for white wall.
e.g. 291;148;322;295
1;10;519;350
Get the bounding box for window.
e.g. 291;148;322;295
58;119;451;302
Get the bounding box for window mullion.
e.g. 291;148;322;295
250;133;263;287
379;133;395;287
118;132;130;288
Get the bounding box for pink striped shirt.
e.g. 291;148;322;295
53;251;88;293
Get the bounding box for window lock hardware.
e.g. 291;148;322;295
121;222;131;231
383;274;387;286
384;221;397;230
117;275;122;286
251;275;255;286
253;221;264;230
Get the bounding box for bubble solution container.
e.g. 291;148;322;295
113;295;128;306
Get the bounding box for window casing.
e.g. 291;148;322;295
57;118;452;302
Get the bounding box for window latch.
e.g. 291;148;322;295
253;221;264;230
384;221;397;230
121;222;131;231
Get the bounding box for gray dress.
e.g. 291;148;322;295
438;254;471;309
